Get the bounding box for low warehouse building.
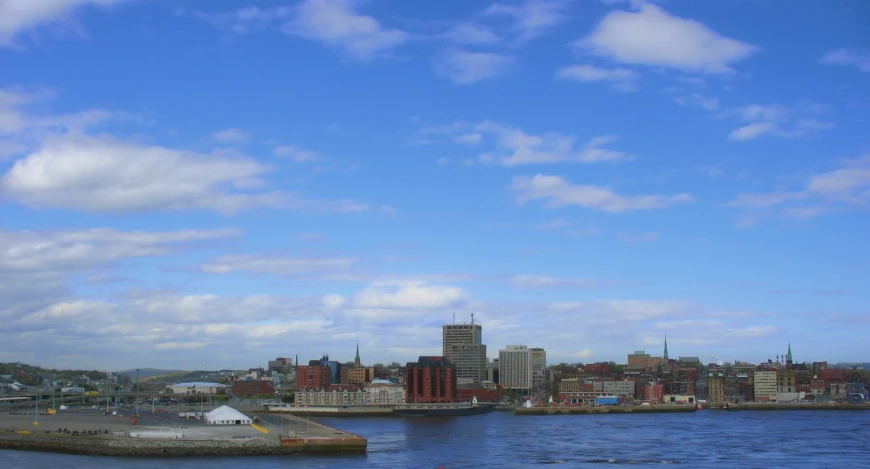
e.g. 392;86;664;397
204;405;252;425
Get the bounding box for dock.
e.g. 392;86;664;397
0;408;366;457
515;404;697;415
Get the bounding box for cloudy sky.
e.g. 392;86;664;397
1;0;867;371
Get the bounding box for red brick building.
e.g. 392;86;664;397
231;380;272;397
583;363;610;375
404;356;457;403
644;384;664;403
297;361;332;390
457;385;501;403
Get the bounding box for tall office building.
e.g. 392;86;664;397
499;345;532;393
442;316;487;384
531;348;547;389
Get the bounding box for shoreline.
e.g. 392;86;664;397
0;434;366;457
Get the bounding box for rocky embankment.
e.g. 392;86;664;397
0;433;294;457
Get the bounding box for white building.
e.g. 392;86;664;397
365;379;405;404
295;388;367;406
603;380;636;397
167;382;226;395
499;345;532;393
204;405;252;425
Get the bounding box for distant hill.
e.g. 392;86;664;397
114;368;186;380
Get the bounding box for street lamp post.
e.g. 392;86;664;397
33;375;40;426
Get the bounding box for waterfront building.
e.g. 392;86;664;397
603;379;636;398
531;348;547;389
643;384;664;403
295;386;367;406
365;379;405;404
754;371;777;401
404;356;457;403
663;394;696;404
499;345;533;393
707;372;725;403
442;318;487;384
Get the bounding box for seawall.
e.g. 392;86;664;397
0;433;361;457
516;405;697;416
708;403;870;411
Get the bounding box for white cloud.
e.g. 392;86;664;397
181;5;293;34
283;0;407;61
556;65;640;92
201;254;355;276
0;134;284;214
456;133;483;145
476;122;630;166
352;281;468;310
273;145;321;162
0;0;127;48
819;48;870;72
727;155;870;221
577;3;757;73
512;174;692;212
433;50;513;85
1;228;239;272
443;23;500;45
484;0;566;43
673;93;719;110
726;103;833;141
212;128;250;144
509;275;617;289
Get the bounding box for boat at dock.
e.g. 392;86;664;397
394;398;494;417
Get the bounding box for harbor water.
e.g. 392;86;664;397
4;410;868;468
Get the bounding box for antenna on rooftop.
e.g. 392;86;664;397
471;313;475;325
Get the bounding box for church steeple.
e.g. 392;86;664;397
662;335;669;370
786;342;793;368
354;341;361;367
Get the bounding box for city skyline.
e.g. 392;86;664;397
1;0;868;370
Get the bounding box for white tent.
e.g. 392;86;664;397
204;405;252;425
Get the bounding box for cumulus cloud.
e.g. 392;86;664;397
1;228;240;273
201;254;355;276
556;65;640;92
443;23;500;45
511;174;693;212
352;281;468;310
484;0;567;43
0;134;284;214
576;3;757;73
727;155;870;221
819;48;870;73
212;128;250;144
725;103;833;141
283;0;407;61
433;50;513;85
0;0;128;47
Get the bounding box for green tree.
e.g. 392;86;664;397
281;393;295;403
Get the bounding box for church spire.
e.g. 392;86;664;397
662;335;669;369
786;342;793;367
354;341;361;367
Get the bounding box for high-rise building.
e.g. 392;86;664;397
531;348;547;389
268;357;292;372
499;345;532;393
404;356;457;403
442;316;487;384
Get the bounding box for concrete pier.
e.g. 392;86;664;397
0;407;366;457
516;404;697;415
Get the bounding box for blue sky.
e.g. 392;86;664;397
1;0;868;371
